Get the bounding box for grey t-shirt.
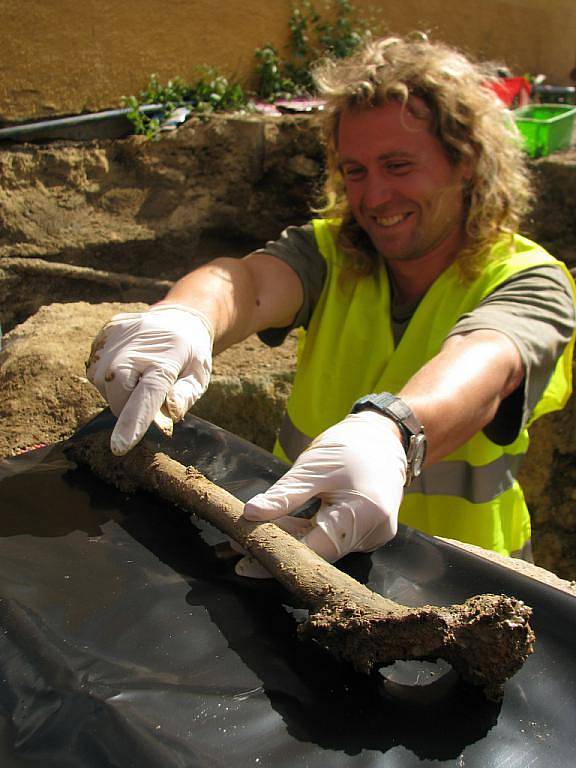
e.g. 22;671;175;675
256;224;575;444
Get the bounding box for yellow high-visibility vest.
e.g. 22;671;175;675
275;218;575;556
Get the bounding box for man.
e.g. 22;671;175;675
87;36;575;573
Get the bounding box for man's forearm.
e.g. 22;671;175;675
155;253;304;354
155;257;259;354
399;330;525;464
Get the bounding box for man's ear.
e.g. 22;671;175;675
459;150;476;182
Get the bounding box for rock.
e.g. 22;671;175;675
0;301;296;458
519;387;576;580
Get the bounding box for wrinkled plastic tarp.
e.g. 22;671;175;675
1;412;575;767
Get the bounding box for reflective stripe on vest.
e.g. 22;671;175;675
406;454;524;503
278;411;524;504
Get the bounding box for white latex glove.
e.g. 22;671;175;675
235;411;407;578
86;303;213;455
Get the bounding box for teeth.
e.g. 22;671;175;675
376;213;406;227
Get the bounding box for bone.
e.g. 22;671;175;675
67;431;535;700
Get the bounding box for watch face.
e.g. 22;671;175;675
406;433;427;482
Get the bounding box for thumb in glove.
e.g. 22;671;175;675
235;411;407;577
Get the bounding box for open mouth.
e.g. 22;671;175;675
374;212;412;228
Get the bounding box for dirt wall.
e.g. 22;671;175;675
1;0;575;123
0;114;324;331
1;113;574;338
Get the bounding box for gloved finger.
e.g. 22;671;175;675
235;517;339;578
275;515;316;538
299;523;341;562
103;365;141;417
242;461;328;522
153;406;174;437
86;318;140;394
110;374;172;455
313;493;398;560
229;516;314;557
85;328;110;387
164;373;207;422
233;515;318;578
234;556;272;579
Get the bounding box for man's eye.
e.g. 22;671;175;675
388;162;412;173
342;166;365;180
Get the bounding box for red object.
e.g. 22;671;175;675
14;443;47;455
485;77;531;108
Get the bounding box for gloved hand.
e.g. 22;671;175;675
235;410;407;578
86;303;213;455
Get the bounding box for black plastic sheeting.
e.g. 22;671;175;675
1;411;575;767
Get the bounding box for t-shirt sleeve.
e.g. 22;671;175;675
256;224;327;347
446;264;575;443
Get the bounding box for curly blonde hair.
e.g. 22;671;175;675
313;35;533;280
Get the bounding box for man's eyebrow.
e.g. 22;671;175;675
339;150;417;165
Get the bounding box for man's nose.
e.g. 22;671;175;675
363;171;394;210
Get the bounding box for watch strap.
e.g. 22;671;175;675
351;393;411;449
350;393;427;485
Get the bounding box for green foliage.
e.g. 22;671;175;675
315;0;370;58
123;67;250;139
132;73;191;105
255;0;375;101
124;0;377;137
185;67;249;112
123;96;162;140
254;45;302;101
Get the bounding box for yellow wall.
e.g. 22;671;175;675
1;0;575;123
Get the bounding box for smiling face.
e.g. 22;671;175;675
337;99;469;273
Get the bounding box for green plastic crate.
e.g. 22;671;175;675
514;103;576;158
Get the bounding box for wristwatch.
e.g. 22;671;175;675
351;393;427;486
